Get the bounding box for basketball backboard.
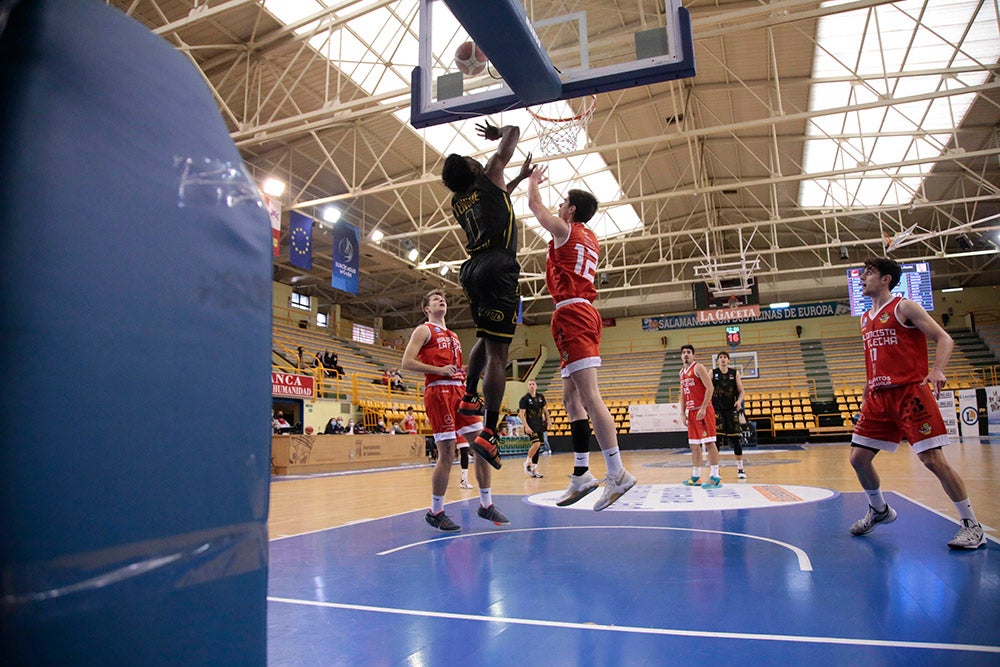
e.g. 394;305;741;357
410;0;695;129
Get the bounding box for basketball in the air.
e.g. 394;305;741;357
454;41;487;76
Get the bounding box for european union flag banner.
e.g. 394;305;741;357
331;221;359;295
289;211;312;270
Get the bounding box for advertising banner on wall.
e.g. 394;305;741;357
985;385;1000;437
272;372;315;399
957;388;979;438
641;300;852;331
629;403;686;433
937;390;959;439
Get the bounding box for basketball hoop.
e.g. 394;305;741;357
526;95;597;156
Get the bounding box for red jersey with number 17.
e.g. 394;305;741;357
417;322;466;385
546;223;599;304
861;295;928;390
680;363;709;411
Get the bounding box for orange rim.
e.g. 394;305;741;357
526;95;597;123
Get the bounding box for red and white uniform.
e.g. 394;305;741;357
680;363;716;445
853;296;947;453
417;323;481;442
547;223;602;378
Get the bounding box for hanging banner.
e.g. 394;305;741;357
289;211;313;270
263;194;281;257
331;221;360;295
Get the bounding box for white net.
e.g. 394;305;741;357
527;96;597;157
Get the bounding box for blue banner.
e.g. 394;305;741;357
641;300;852;331
331;221;360;295
289;211;312;270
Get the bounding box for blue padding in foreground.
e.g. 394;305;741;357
0;0;271;663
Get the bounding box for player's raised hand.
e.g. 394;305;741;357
475;121;501;141
529;164;548;185
516;152;534;180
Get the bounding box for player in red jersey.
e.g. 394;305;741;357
679;345;721;488
526;166;637;511
850;257;984;549
401;289;509;532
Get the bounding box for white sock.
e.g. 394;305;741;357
431;494;445;514
574;452;590;469
603;446;623;477
479;488;493;508
461;470;468;483
710;465;720;478
865;488;887;512
692;467;701;479
954;498;978;524
737;459;745;471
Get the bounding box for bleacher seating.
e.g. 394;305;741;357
545;398;654;436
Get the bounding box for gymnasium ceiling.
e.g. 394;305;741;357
111;0;1000;331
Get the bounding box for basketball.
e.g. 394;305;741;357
454;41;487;76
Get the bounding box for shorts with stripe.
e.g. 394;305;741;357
851;382;948;454
552;300;601;378
424;383;483;443
460;250;520;342
687;406;717;445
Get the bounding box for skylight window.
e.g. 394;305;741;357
263;0;642;241
799;0;999;209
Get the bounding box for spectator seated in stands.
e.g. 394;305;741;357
373;369;390;385
391;421;406;435
323;349;345;377
370;419;389;434
402;409;417;434
505;413;524;437
324;417;347;434
389;369;407;392
273;411;291;434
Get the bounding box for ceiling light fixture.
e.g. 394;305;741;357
322;206;341;223
370;229;384;243
261;177;285;197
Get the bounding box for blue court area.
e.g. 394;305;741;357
268;490;1000;665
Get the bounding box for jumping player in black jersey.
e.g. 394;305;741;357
441;121;532;470
712;351;746;479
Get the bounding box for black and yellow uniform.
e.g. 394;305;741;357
519;391;548;444
452;172;520;341
712;367;742;454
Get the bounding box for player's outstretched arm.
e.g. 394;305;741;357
478;121;520;189
527;166;570;242
505;152;533;193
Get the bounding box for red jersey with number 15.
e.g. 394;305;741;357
546;223;599;304
860;295;928;390
417;322;466;385
680;363;709;411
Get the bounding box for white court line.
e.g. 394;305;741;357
376;525;814;571
266;596;1000;655
892;491;999;541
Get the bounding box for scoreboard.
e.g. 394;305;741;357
846;261;934;316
